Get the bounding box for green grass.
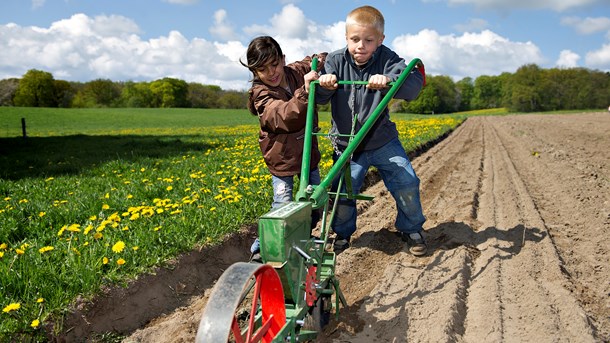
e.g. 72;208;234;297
0;107;464;341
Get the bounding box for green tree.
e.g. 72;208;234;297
13;69;57;107
472;75;503;109
54;80;75;108
507;64;543;112
187;83;222;108
121;81;154;107
0;78;19;106
217;90;248;109
72;79;121;107
150;78;189;108
455;77;474;111
402;75;456;114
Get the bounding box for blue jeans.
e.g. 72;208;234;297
251;168;321;254
331;137;425;239
271;168;321;208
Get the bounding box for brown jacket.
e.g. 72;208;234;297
247;54;325;177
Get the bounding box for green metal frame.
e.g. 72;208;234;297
257;57;422;342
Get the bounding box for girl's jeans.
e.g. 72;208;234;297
331;137;425;239
250;168;321;254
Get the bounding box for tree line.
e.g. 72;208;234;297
1;64;609;113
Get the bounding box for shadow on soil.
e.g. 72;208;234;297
322;221;548;341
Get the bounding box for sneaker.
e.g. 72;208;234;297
333;237;350;253
249;252;262;264
250;237;260;254
401;232;427;256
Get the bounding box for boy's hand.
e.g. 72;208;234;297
367;74;390;90
319;74;338;90
304;70;319;94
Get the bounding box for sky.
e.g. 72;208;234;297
1;0;609;91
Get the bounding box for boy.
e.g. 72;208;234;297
316;6;428;256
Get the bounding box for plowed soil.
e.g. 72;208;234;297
56;112;609;342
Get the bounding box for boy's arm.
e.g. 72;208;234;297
380;52;425;101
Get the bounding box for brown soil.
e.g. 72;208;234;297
54;112;610;342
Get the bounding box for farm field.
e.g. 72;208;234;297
0;107;463;341
119;112;609;342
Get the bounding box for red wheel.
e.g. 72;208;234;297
196;262;286;343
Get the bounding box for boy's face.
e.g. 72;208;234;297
346;24;384;66
255;55;286;88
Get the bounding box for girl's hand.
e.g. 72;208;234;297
304;70;319;94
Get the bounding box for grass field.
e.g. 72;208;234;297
0;107;463;340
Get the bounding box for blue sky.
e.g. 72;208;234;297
1;0;609;90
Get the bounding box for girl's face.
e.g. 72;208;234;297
346;24;384;66
255;56;286;88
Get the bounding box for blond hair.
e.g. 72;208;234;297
345;5;385;35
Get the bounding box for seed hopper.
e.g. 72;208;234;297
196;58;422;343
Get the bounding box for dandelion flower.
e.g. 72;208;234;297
93;232;103;240
102;257;109;265
15;249;24;255
2;303;20;313
117;258;126;265
39;246;54;254
132;246;139;251
36;298;44;303
102;204;110;210
31;319;40;328
166;186;173;191
112;241;125;253
38;212;46;217
0;243;6;250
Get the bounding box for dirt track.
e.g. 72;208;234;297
58;113;610;342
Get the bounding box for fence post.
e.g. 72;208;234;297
21;117;27;139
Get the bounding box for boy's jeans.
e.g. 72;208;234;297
250;168;321;254
331;137;425;239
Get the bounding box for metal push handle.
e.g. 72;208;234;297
296;57;422;208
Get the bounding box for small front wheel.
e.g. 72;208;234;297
196;262;286;343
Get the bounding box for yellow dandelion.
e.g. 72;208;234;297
0;243;7;250
15;249;24;255
102;204;110;210
112;241;125;253
127;194;133;199
153;226;161;231
0;252;4;258
39;246;54;254
210;207;216;211
36;298;44;303
67;224;81;232
102;257;109;265
104;193;110;199
38;212;46;217
93;232;103;240
132;246;139;251
117;258;126;265
166;186;173;191
2;303;20;313
31;319;40;328
89;215;97;221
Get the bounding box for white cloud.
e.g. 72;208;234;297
392;29;545;80
31;0;45;9
454;18;490;33
209;9;239;41
556;50;580;68
0;14;250;90
561;16;610;35
244;4;310;39
428;0;602;12
585;44;610;70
